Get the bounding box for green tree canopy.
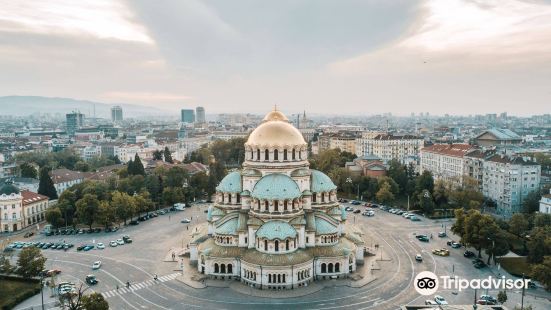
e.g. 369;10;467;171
164;146;173;163
81;292;109;310
376;181;395;204
45;207;63;228
38;166;58;199
19;162;37;178
17;247;47;279
75;194;100;229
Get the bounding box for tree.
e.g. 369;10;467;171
0;255;14;274
131;154;145;176
81;292;109;310
451;209;466;238
433;180;449;207
534;213;551;228
523;190;542;213
75;161;90;172
45;207;63;228
497;290;507;304
152;150;163;161
531;257;551;291
164;146;173;163
526;226;551;264
485;229;510;265
509;214;529;237
19;162;37;178
415;170;434;194
75;194;100;229
418;190;435;215
38;166;58;199
387;159;407;194
126;158;134;175
17;247;46;278
111;191;134;225
165;166;187;188
462;210;500;258
376;181;394;204
96;201;115;229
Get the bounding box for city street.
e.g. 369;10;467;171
11;202;551;310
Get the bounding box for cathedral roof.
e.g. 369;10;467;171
246;110;306;148
315;217;338;235
251;173;301;200
256;220;297;240
215;217;238;235
216;171;242;193
310;170;337;193
0;183;20;195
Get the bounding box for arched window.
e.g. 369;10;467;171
299;149;302;159
228;264;233;274
312;194;317;203
328;263;333;273
268;274;272;283
278;274;281;283
294;238;296;248
283;274;286;283
257;149;260;160
283;149;288;160
265;149;269;161
321;263;326;273
292;149;296;160
274;200;278;212
228;194;232;204
286;239;289;251
257;200;261;209
221;195;224;203
275;240;279;252
221;264;226;274
264;240;268;251
283;200;288;211
274;149;279;160
250;150;254;160
214;263;219;273
321;193;325;202
265;201;269;212
201;256;205;264
236;194;241;203
292;200;296;209
335;263;340;272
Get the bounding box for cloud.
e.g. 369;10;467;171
101;91;192;103
0;0;152;43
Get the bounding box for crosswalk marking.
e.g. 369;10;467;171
101;273;180;299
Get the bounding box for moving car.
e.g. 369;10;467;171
92;261;102;270
344;207;354;212
434;295;448;305
451;242;461;248
479;295;497;304
353;209;361;214
23;231;34;238
438;232;447;237
96;243;105;249
410;216;421;221
181;218;191;223
432;249;450;256
415;254;423;262
85;275;98;285
463;250;475;258
418;235;430;242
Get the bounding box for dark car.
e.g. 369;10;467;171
477;299;496;305
77;245;86;251
463;250;475;258
83;245;94;251
24;231;34;238
129;220;139;225
418;236;430;242
94;228;102;233
353;209;361;214
85;275;98;285
351;200;361;205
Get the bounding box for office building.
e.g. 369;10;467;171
196;106;205;123
111;105;123;122
181;109;195;123
66;111;84;137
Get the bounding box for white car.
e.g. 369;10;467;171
96;243;105;249
92;261;102;270
109;241;118;247
415;254;423;262
181;218;191;223
116;239;124;245
402;212;410;218
434;295;448;305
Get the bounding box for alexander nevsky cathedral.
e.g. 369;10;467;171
190;109;365;290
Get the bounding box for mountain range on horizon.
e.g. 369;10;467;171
0;96;177;118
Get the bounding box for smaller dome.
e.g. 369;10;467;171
263;109;289;122
0;183;20;195
251;174;301;200
216;171;242;193
240;190;250;196
256;220;297;240
310;170;337;193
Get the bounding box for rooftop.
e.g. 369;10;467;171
421;144;475;158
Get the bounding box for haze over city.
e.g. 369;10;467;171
1;0;551;115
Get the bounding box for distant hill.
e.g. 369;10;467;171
0;96;175;118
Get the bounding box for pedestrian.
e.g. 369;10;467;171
116;284;119;291
154;274;158;281
172;252;175;261
186;226;189;231
126;281;130;288
430;233;433;239
169;215;171;221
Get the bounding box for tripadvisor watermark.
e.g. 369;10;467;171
414;271;531;296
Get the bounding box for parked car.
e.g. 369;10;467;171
92;261;102;270
432;249;450;256
353;209;361;214
415;254;423;262
96;243;105;249
83;245;94;251
477;299;496;305
109;241;118;247
122;235;132;243
474;261;486;269
344;207;354;212
434;295;448;305
479;295;497;304
116;239;124;245
85;275;98;285
77;245;86;251
351;200;361;205
425;300;437;305
181;218;191;223
451;242;462;248
438;232;447;237
410;216;421;221
129;220;139;225
464;250;475;258
23;231;34;238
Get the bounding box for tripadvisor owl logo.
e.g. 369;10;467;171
414;271;439;295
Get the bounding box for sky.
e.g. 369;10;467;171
0;0;550;116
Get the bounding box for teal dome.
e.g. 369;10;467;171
216;171;242;193
256;221;297;240
0;183;20;195
310;170;337;193
315;217;338;235
251;174;301;200
215;217;238;235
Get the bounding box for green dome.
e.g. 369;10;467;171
0;183;20;195
216;171;242;193
310;170;337;193
256;221;297;240
215;217;238;235
315;217;338;235
251;174;301;200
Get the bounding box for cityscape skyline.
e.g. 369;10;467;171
1;1;550;116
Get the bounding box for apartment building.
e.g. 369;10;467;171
420;144;476;185
358;134;424;164
483;155;540;217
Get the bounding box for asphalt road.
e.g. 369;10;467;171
9;203;551;310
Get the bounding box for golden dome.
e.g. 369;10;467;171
246;110;306;148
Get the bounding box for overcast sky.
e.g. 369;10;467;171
0;0;550;116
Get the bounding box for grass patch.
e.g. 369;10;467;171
497;256;532;277
0;276;41;310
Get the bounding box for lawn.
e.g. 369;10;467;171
0;276;41;310
497;256;532;277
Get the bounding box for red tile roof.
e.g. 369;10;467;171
422;144;475;158
21;190;48;205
